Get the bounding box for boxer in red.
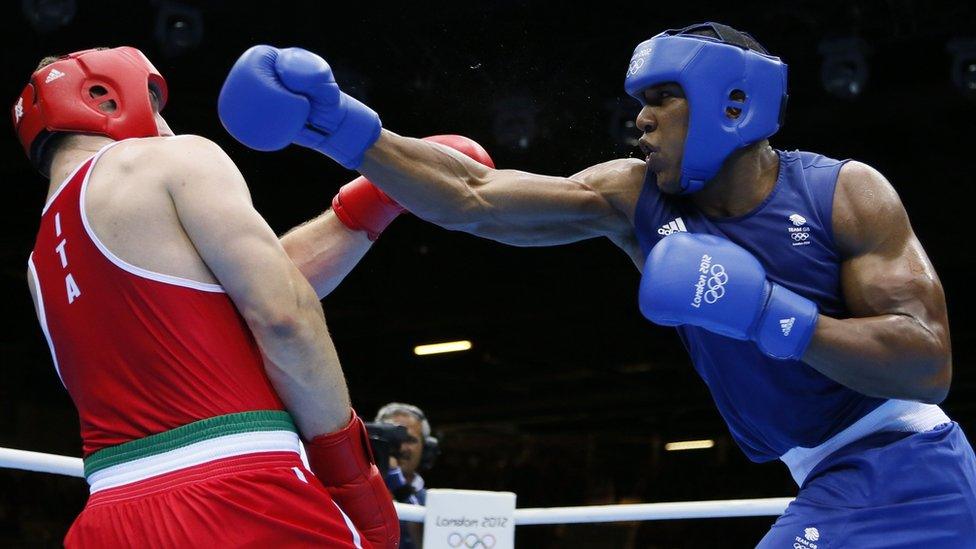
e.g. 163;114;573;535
14;47;412;548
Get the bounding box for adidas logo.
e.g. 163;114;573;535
657;217;687;236
45;69;66;84
780;317;795;336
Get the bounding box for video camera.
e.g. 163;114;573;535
365;421;414;474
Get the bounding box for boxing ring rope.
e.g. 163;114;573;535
0;446;793;525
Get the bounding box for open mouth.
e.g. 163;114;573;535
639;139;659;161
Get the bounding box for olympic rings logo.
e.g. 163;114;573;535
627;57;645;76
703;264;728;304
791;232;810;242
447;532;496;548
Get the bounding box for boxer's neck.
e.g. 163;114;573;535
690;142;780;219
47;134;115;194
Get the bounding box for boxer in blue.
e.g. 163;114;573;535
218;22;976;546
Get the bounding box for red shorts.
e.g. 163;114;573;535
65;451;367;548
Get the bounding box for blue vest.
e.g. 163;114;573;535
634;149;885;462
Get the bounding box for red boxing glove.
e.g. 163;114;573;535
306;410;400;549
423;134;496;169
332;177;404;241
331;134;495;240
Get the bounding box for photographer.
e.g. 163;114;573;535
374;403;439;549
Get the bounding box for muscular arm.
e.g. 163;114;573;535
162;135;351;437
278;132;645;296
359;130;640;249
281;210;372;299
802;162;951;403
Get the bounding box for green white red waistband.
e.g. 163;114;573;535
84;410;299;494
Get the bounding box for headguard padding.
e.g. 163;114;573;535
12;47;168;169
625;23;787;194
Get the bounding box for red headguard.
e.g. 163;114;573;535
12;46;168;167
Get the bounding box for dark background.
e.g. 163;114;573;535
2;1;975;547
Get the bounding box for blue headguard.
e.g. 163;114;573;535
625;22;788;194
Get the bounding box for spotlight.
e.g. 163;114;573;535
818;37;869;100
21;0;76;33
948;38;976;100
154;1;204;58
413;340;472;356
664;439;715;451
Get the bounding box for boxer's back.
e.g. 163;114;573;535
81;137;222;287
29;138;285;457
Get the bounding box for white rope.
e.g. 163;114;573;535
0;446;792;525
512;498;792;525
394;501;426;522
0;447;84;477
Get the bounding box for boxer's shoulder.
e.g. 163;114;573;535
86;137;173;204
101;135;229;176
832;160;906;257
85;136;180;187
574;157;645;188
85;134;244;227
572;157;646;218
105;135;247;196
83;136;223;282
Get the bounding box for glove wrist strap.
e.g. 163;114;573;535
754;283;819;361
309;92;381;169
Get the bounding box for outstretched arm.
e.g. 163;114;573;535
801;161;951;403
359;131;639;247
282;136;496;298
218;45;644;290
281;137;646;298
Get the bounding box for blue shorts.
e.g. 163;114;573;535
758;422;976;548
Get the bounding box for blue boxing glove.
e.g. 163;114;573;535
218;45;381;169
218;46;308;152
639;232;819;361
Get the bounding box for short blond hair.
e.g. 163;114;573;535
34;47;111;72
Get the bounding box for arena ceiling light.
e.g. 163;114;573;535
21;0;76;33
948;38;976;100
818;36;870;100
664;439;715;451
154;0;204;58
413;340;473;356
